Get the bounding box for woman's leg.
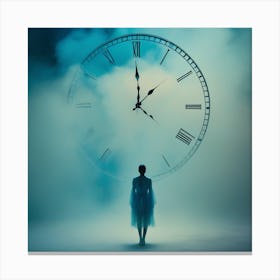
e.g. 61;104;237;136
137;218;142;244
142;227;148;244
137;226;142;241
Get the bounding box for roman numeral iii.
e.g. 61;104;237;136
185;104;201;109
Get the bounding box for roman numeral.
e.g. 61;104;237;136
185;104;201;109
76;102;92;108
99;148;112;161
177;71;192;83
103;48;115;65
162;155;170;167
83;70;96;80
176;128;195;145
132;41;140;57
160;49;170;65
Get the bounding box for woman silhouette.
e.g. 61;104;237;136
130;165;155;246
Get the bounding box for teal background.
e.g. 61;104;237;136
28;28;251;252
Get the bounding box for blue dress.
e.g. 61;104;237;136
130;175;155;227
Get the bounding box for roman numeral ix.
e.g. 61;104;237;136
76;102;92;108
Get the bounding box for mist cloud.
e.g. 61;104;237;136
28;28;251;251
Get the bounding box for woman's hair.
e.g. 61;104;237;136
138;165;146;174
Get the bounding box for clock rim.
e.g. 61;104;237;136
67;33;211;181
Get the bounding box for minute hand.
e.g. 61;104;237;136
140;79;166;103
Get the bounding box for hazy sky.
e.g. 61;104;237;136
28;28;252;251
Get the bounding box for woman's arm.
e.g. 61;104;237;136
147;178;152;194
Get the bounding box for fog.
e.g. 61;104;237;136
28;28;251;252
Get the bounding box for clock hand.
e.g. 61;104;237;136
140;79;167;103
136;83;140;105
133;79;167;110
132;85;141;111
135;61;140;81
135;61;140;104
138;106;158;124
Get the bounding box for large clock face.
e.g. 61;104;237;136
68;34;210;181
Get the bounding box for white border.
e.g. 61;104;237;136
1;0;279;279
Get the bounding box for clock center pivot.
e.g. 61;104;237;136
133;102;142;111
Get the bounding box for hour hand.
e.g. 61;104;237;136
134;61;141;104
135;62;139;81
140;79;167;103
